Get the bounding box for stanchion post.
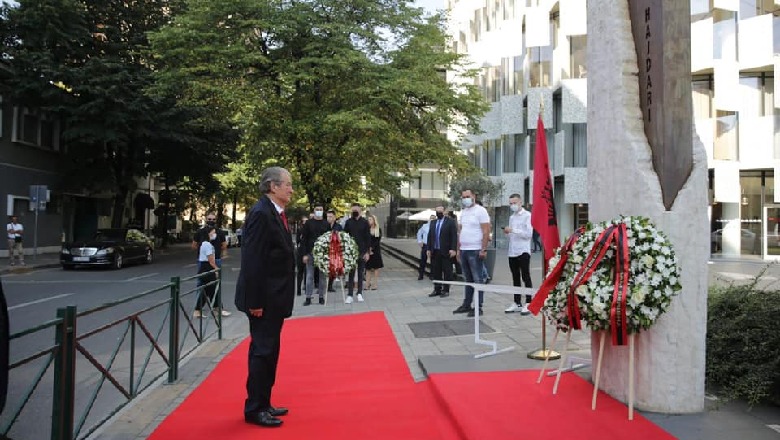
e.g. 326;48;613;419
527;249;560;360
52;305;77;440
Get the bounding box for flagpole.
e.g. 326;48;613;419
527;101;560;361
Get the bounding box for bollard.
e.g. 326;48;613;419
52;306;77;440
168;277;180;383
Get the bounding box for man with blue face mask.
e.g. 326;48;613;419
301;204;329;305
503;194;533;315
453;188;491;317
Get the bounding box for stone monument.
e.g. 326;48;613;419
587;0;708;412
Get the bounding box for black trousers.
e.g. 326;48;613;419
508;253;532;304
418;244;428;278
245;316;284;415
195;263;217;311
430;249;454;293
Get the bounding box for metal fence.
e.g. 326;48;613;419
2;269;223;440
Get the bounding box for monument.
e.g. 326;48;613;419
587;0;708;412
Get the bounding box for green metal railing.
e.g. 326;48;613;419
2;268;224;440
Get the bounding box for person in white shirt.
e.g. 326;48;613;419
453;189;491;317
6;216;24;266
503;194;533;315
194;226;220;318
416;215;435;280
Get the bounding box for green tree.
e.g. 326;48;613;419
447;172;505;207
149;0;486;210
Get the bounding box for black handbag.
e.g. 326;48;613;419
13;237;21;244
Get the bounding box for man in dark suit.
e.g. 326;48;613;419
235;166;295;428
427;205;458;298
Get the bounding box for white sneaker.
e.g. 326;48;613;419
345;295;354;304
220;310;232;317
519;305;531;316
357;293;364;302
504;303;522;313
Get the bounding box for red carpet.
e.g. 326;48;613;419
148;311;448;440
427;370;677;440
149;312;675;440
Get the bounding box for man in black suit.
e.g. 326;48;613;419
235;166;295;428
427;205;458;298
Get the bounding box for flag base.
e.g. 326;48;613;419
527;348;561;361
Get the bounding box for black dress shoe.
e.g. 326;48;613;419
418;276;424;280
428;291;441;297
268;406;289;417
327;288;336;292
303;298;312;306
440;292;449;298
244;411;283;427
453;305;471;314
319;297;325;305
467;308;483;317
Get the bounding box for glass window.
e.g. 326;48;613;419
528;22;553;88
503;134;516;173
572;124;587;167
713;9;737;61
570;35;587;79
515;134;527;173
739;75;763;117
714;110;739;160
692;77;713;119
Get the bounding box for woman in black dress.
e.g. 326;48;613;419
365;214;384;290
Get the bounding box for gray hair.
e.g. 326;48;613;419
259;166;290;194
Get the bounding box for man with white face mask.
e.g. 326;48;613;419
503;194;533;314
454;189;491;317
301;204;329;305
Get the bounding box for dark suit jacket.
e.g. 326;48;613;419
427;217;458;253
234;196;295;319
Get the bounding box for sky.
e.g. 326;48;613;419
413;0;445;15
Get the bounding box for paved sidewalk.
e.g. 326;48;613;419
86;238;780;440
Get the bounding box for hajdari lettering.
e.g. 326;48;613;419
644;6;652;123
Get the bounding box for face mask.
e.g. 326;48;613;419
461;197;473;208
314;210;323;218
436;212;444;219
351;211;360;219
510;204;520;212
208;233;217;241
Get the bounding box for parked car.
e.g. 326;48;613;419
711;228;757;253
60;228;154;270
222;229;237;248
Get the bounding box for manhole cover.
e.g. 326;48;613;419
408;319;495;338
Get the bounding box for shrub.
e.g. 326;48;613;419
706;272;780;406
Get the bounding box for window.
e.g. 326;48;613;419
714;110;739;160
572;124;587;167
570;35;587;79
503;134;516;173
528;22;553;88
713;9;737;61
692;76;713;119
12;106;60;150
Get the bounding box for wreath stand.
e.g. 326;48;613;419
536;328;635;421
324;274;346;306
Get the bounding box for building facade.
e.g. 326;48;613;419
447;0;780;259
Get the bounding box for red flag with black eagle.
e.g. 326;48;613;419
531;115;561;259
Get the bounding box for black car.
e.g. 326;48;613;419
60;228;154;270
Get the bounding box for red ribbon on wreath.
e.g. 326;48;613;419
328;231;345;278
529;223;631;345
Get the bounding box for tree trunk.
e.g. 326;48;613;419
231;191;238;230
111;186;128;228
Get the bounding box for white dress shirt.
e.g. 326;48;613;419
416;222;430;245
507;208;532;257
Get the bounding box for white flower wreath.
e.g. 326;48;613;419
541;216;682;334
312;230;359;276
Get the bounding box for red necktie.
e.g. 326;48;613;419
280;211;289;231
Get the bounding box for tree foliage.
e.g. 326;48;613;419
149;0;487;209
447;172;505;208
0;0;237;228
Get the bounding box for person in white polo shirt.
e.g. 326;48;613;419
453;188;490;317
6;216;24;267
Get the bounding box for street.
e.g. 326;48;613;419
2;244;242;440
